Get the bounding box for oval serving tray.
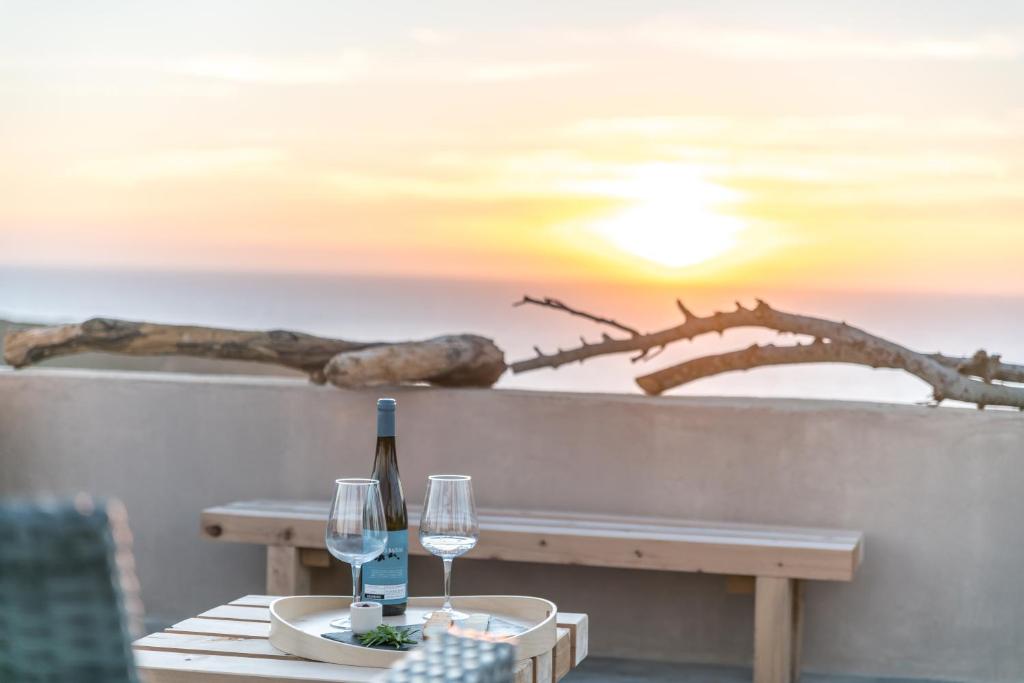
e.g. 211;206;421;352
269;595;557;668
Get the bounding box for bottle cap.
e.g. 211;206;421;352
377;398;397;411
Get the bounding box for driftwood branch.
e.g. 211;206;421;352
514;297;1024;409
3;318;374;381
325;335;506;388
4;318;506;388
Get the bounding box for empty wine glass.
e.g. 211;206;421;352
419;474;479;620
325;478;388;629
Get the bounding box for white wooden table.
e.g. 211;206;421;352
133;595;589;683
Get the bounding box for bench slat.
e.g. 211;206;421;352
203;502;862;581
206;502;861;546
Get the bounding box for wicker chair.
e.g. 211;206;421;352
380;631;516;682
0;496;143;683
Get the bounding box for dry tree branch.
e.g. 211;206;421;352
511;297;1024;383
511;297;852;372
933;350;1024;385
514;296;641;337
513;297;1024;409
636;344;1024;395
635;340;896;394
513;295;668;362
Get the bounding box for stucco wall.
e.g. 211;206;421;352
2;368;1022;681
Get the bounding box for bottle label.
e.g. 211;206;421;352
363;529;407;604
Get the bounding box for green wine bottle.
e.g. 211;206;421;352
363;397;408;616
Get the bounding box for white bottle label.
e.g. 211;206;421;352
362;530;408;603
363;583;407;600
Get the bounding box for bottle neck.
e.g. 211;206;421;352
373;404;398;478
371;417;406;528
373;435;397;472
377;409;395;438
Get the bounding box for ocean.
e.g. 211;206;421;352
2;266;1022;407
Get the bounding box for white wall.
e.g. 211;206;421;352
2;369;1023;681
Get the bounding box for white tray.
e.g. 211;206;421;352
269;595;558;668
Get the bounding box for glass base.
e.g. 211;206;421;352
328;617;351;630
423;609;469;621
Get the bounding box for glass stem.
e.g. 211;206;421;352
442;558;454;612
351;562;362;605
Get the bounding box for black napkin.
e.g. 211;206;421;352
321;625;423;651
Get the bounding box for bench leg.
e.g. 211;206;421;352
754;576;801;683
266;546;311;596
791;580;804;682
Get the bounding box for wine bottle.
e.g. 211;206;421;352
362;397;408;616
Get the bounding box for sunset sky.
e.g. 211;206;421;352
2;1;1023;295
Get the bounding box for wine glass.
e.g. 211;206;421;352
325;478;388;629
419;474;479;620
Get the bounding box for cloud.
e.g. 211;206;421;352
0;51;372;86
567;114;1024;145
324;169;561;200
163;51;371;84
633;22;1024;61
409;28;452;46
568;116;731;138
465;61;589;82
538;19;1024;62
104;52;585;86
324;150;614;201
1;41;588;88
69;147;284;184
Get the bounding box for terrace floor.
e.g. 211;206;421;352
567;658;960;683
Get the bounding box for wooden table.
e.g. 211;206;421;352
133;595;589;683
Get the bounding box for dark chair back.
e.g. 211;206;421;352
0;496;142;683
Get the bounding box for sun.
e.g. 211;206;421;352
586;164;746;269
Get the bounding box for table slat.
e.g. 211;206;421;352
198;605;273;622
169;618;270;639
135;632;296;660
135;649;381;683
230;596;277;608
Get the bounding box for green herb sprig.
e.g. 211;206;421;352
357;624;417;649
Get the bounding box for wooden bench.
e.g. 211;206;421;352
202;500;863;683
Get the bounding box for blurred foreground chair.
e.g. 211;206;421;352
378;631;515;683
0;496;143;683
